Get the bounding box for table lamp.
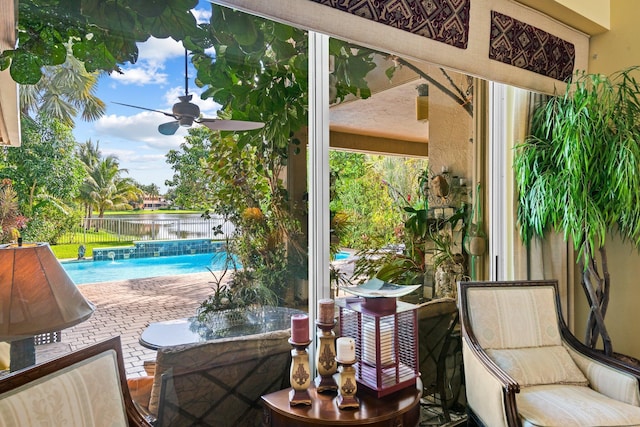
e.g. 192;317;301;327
0;242;95;371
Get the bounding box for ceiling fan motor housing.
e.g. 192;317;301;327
173;99;200;127
178;116;195;127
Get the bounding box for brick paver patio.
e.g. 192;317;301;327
37;272;217;377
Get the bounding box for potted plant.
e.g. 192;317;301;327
352;167;469;301
196;250;277;333
514;67;640;356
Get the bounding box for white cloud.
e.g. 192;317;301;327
138;37;185;67
94;112;186;150
109;37;184;86
111;67;169;86
192;7;212;24
101;149;166;164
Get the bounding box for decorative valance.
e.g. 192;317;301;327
490;11;575;82
310;0;471;49
212;0;589;94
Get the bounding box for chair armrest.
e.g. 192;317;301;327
563;339;640;405
462;337;521;427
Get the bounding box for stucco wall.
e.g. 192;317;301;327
589;0;640;75
571;0;640;359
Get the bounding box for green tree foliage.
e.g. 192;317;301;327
1;116;84;215
0;180;27;243
514;68;640;355
0;116;85;242
171;5;378;301
165;127;217;210
80;155;142;218
2;0;202;84
139;183;161;198
330;151;427;250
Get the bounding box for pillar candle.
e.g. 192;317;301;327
318;299;335;324
336;337;355;362
291;313;309;343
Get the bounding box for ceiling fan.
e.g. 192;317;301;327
114;51;265;135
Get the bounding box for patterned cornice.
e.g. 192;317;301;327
489;10;575;81
310;0;471;49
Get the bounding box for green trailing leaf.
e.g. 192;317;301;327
514;67;640;355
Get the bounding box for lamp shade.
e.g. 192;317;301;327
0;242;95;340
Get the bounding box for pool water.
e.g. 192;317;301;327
62;252;235;285
334;250;352;261
63;250;353;285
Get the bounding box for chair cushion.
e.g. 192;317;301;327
467;287;561;349
486;346;588;387
518;384;640;427
0;349;128;427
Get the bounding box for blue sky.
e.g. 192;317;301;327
72;3;216;193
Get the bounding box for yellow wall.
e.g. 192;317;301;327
515;0;609;34
589;0;640;75
573;234;640;359
514;0;640;359
573;0;640;359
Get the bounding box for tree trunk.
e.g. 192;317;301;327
582;246;613;356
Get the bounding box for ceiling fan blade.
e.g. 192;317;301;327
158;121;180;135
113;101;177;119
199;118;265;131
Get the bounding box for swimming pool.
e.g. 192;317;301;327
62;252;234;285
333;250;352;261
62;250;353;285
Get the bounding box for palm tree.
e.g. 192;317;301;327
77;139;102;170
77;142;142;231
83;157;141;218
20;49;105;127
76;140;102;227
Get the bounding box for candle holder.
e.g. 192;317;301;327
289;338;312;406
336;357;359;409
315;320;338;393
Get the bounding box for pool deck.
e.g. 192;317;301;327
36;271;217;377
35;257;361;377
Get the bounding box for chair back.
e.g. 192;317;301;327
459;280;562;350
149;329;291;427
417;298;458;395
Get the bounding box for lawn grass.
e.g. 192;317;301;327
51;241;135;260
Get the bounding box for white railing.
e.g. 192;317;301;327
59;216;235;244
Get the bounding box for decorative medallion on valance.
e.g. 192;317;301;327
489;10;575;82
309;0;471;49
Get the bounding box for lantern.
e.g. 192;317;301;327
337;297;419;397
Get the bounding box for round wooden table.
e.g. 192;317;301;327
261;382;421;426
